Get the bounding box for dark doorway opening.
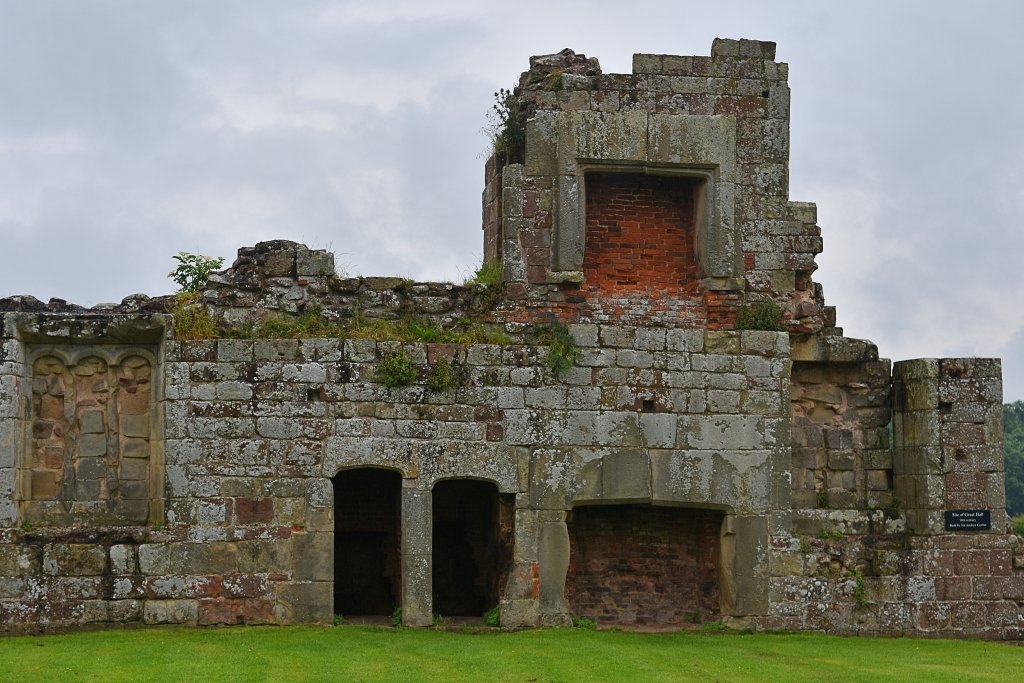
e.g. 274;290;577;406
332;468;401;617
566;505;723;627
431;479;514;617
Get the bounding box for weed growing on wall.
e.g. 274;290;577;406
530;323;579;377
171;293;219;340
483;606;500;627
735;300;786;331
427;357;460;391
848;567;870;608
245;307;348;339
488;87;528;164
571;615;596;630
378;350;417;387
471;260;501;286
168;252;224;293
173;305;510;345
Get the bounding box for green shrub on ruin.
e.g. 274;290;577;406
471;260;501;286
378;350;418;387
483;606;500;627
530;322;578;378
427;357;460;391
848;566;870;608
571;615;596;630
488;87;528;164
735;300;786;332
168;252;224;293
1012;514;1024;538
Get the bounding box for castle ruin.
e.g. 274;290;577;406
0;38;1021;638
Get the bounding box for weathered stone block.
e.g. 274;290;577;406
601;450;651;502
43;544;106;576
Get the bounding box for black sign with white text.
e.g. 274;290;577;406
944;509;991;531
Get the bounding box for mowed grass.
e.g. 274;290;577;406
1;626;1021;683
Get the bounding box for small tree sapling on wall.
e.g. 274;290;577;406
168;252;225;293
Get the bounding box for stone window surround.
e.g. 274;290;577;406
552;162;743;291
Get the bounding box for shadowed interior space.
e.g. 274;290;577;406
566;505;724;627
332;468;402;617
431;479;514;617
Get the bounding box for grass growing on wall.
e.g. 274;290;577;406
173;306;511;346
1;626;1021;682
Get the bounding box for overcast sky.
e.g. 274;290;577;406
2;1;1023;400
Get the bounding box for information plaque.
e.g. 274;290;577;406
944;509;991;531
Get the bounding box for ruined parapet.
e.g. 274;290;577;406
201;240;501;330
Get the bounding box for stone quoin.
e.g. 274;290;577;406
0;38;1021;638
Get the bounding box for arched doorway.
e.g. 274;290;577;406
431;479;513;617
332;468;402;617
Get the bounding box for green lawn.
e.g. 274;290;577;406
1;626;1021;682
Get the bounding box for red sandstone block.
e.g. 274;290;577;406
1000;576;1024;600
945;472;986;492
925;550;957;577
934;577;972;600
970;577;1005;600
235;497;275;525
950;600;988;629
486;423;503;442
198;598;277;626
945;491;988;509
985;600;1024;627
526;265;547;284
186;575;222;599
221;574;271;599
954;550;991;576
990;550;1013;576
917;602;954;630
425;344;466;364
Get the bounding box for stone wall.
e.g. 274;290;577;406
0;38;1021;639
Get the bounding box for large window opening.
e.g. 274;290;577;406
332;468;402;617
582;172;701;296
431;479;514;617
566;505;723;627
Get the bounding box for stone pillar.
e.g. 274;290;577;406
400;485;433;626
500;503;540;627
0;335;25;527
724;514;770;615
893;358;1005;535
536;511;571;626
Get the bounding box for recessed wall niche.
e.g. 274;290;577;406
24;346;158;526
